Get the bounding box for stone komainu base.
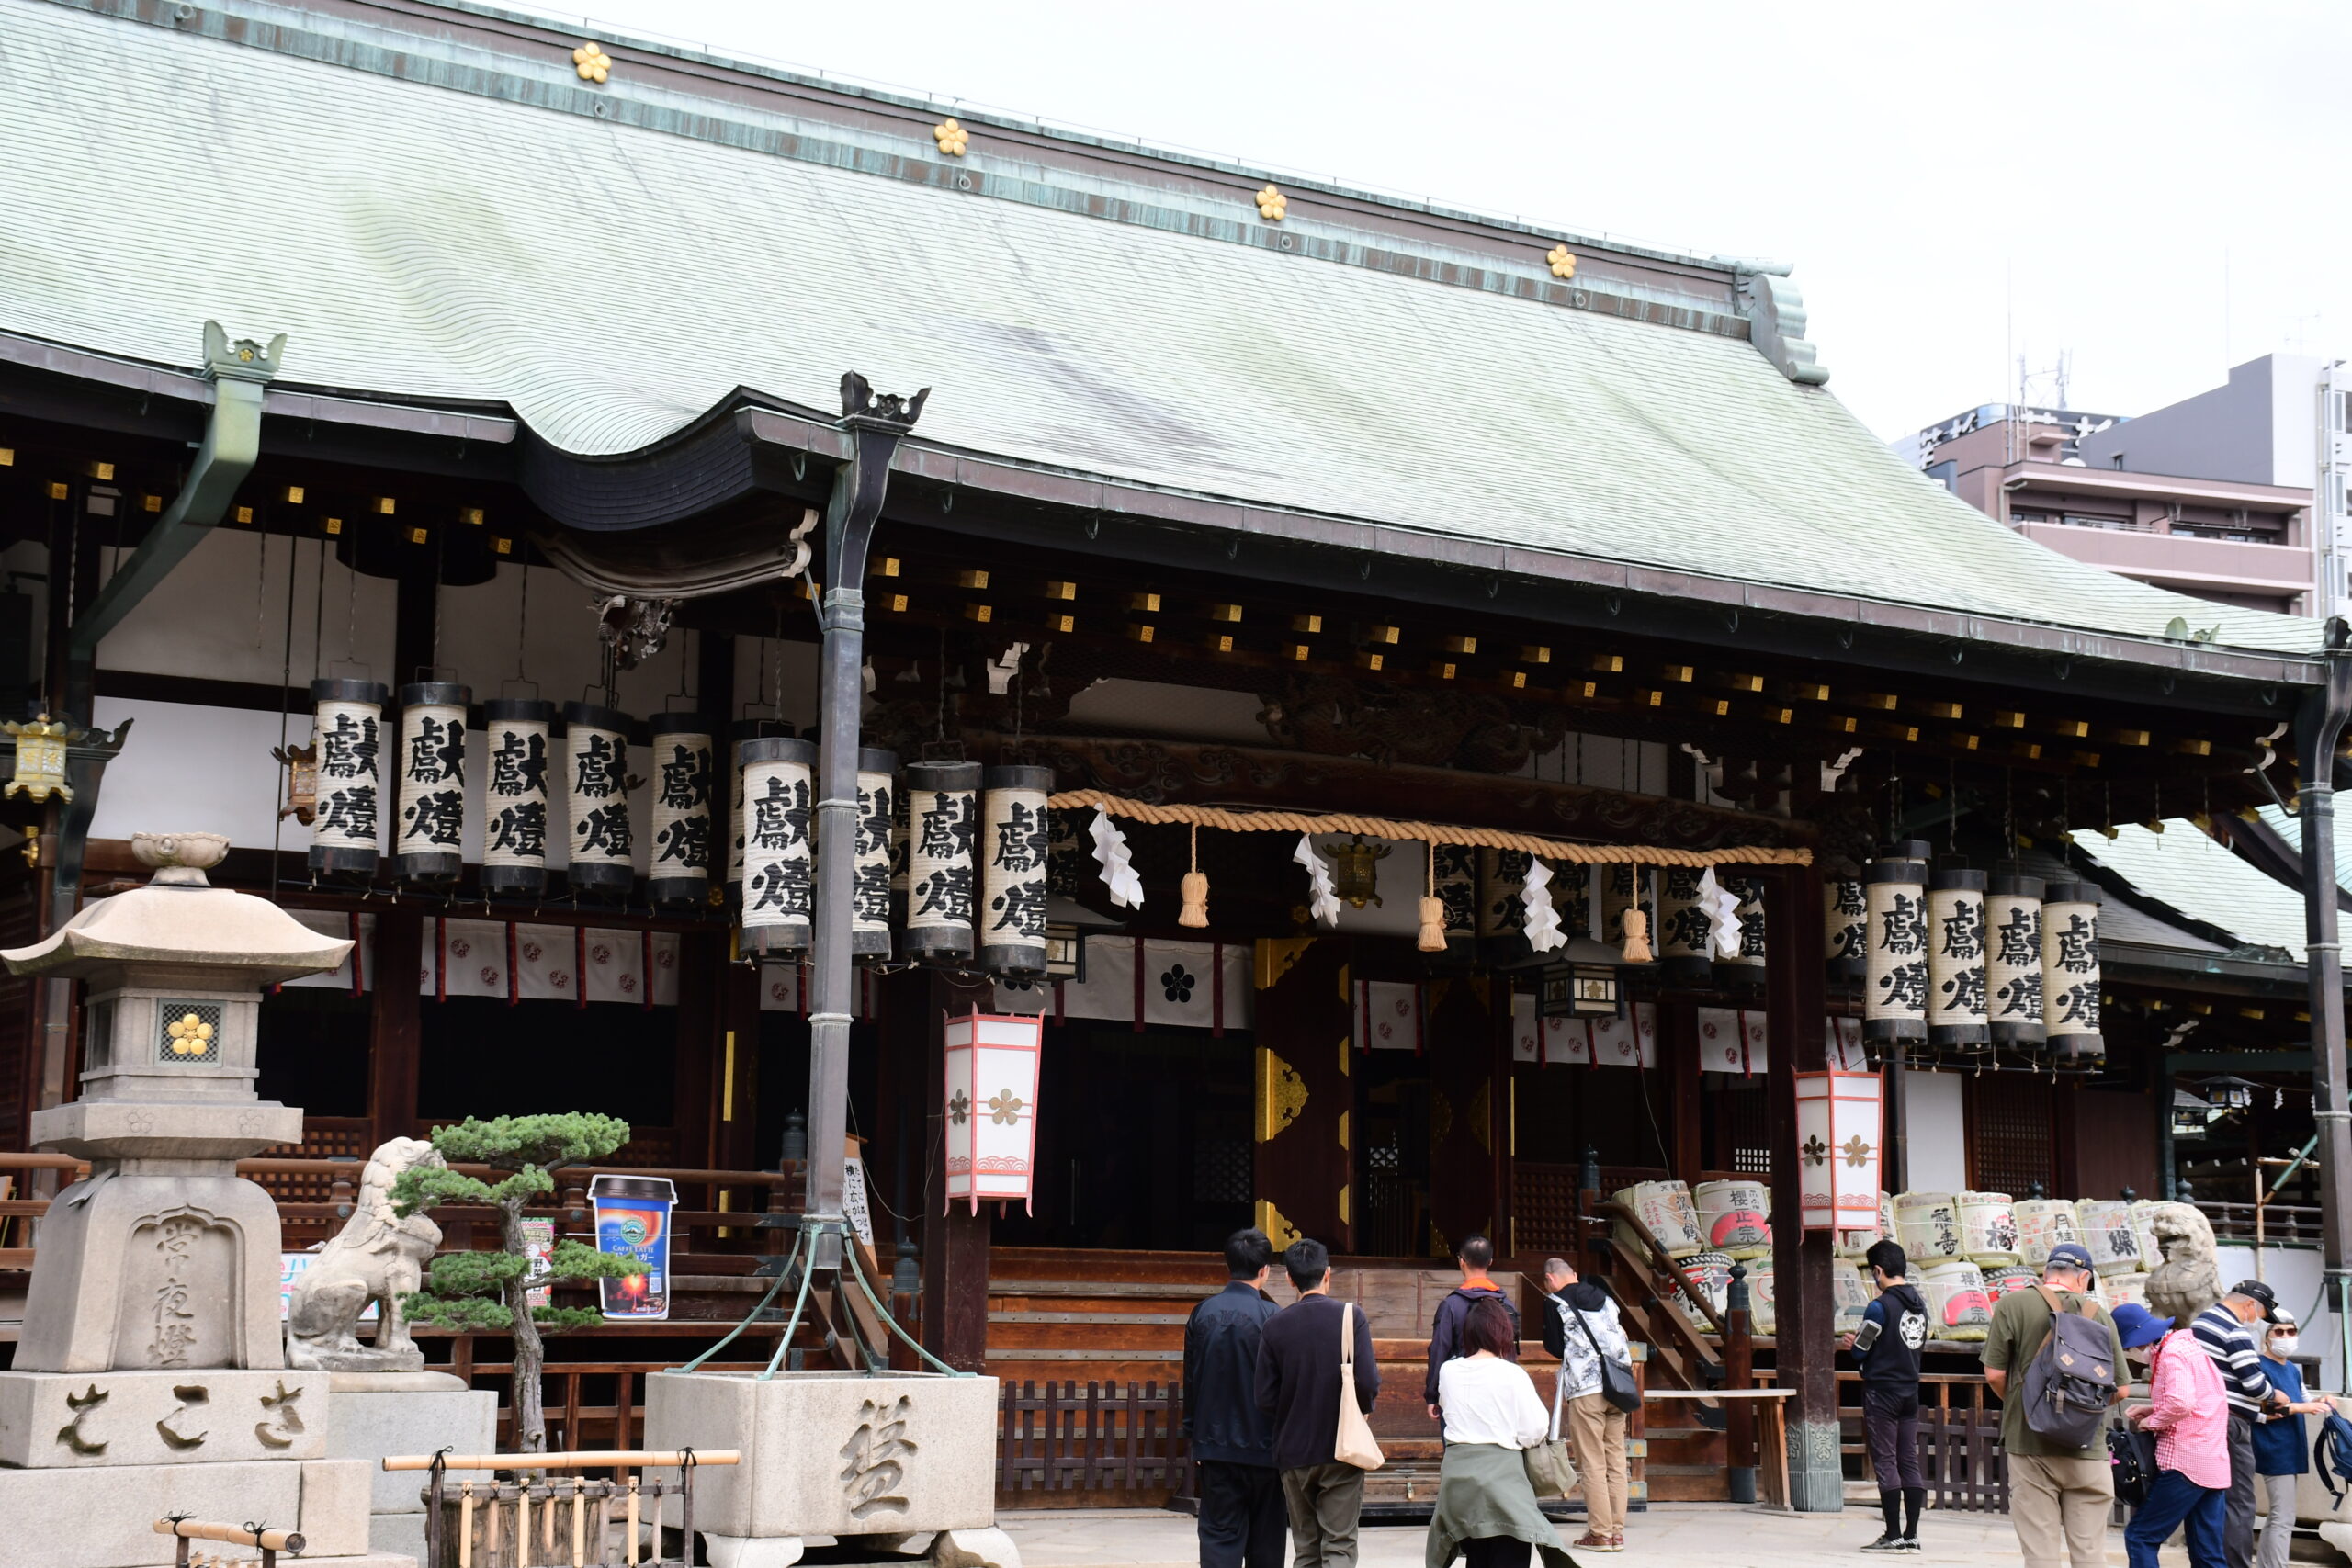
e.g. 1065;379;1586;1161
0;1458;406;1568
643;1371;1018;1568
322;1371;498;1562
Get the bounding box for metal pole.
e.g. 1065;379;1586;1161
2296;640;2352;1391
801;376;926;1274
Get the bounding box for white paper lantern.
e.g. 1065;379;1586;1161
980;765;1052;976
944;1010;1045;1213
1863;847;1929;1043
726;718;789;904
1826;876;1867;979
1431;844;1479;961
1987;875;2046;1050
1478;848;1532;963
2043;882;2104;1066
1656;864;1712;981
905;760;982;960
740;736;817;955
854;749;899;960
1927;869;1989;1050
481;698;553;897
391;681;469;884
308;678;388;878
563;701;634;897
1795;1070;1883;1232
647;715;717;908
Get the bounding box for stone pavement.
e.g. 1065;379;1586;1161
998;1504;2203;1566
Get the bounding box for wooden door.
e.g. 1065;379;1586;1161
1252;938;1353;1253
1426;976;1500;1257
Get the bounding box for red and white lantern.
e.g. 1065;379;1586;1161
944;1010;1044;1214
1794;1070;1883;1233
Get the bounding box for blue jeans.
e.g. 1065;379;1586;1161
2128;1468;2227;1568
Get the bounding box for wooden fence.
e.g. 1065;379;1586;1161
1757;1369;2007;1513
996;1381;1187;1498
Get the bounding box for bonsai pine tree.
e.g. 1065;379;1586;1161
391;1112;640;1454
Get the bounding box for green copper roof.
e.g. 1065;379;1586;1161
2072;823;2310;960
0;0;2326;659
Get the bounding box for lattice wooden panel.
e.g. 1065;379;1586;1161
1967;1073;2054;1197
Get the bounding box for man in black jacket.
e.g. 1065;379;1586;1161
1255;1237;1380;1568
1424;1232;1521;1417
1845;1238;1930;1551
1184;1227;1282;1568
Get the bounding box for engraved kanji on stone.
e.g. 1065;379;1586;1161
155;1384;209;1450
840;1395;917;1518
254;1381;305;1450
55;1384;107;1456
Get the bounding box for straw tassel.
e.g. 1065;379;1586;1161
1417;842;1445;953
1620;871;1654;964
1179;824;1210;929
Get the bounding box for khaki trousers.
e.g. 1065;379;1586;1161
2007;1452;2115;1568
1565;1392;1630;1539
1280;1462;1366;1568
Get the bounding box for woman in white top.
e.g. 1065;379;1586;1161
1425;1298;1575;1568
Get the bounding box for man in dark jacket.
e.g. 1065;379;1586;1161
1255;1237;1380;1568
1184;1227;1282;1568
1424;1233;1521;1417
1844;1238;1929;1551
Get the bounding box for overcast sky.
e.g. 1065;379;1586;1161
562;0;2346;440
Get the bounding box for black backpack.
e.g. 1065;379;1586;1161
2019;1285;2120;1450
2109;1423;2159;1506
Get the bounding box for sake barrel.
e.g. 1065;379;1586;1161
1613;1180;1705;1260
1747;1258;1777;1337
2104;1272;2152;1314
1677;1251;1735;1319
1982;1265;2040;1304
1920;1259;1993;1341
1894;1191;1964;1263
2015;1200;2083;1267
1695;1178;1773;1261
1959;1191;2020;1265
1838;1192;1896;1260
1833;1265;1873;1330
2078;1200;2143;1276
2130;1201;2166;1271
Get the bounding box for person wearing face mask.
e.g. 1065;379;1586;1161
2252;1312;2331;1568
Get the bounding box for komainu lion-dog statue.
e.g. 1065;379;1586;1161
285;1135;446;1371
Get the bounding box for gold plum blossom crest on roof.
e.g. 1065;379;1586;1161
571;42;612;83
1254;184;1287;222
933;118;970;157
1545;244;1577;279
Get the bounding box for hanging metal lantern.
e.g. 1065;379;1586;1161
480;698;553;898
1332;837;1392;910
904;760;981;961
728;718;790;907
1431;844;1480;964
1478;848;1532;964
563;701;634;898
1715;874;1767;986
391;680;469;885
2043;881;2103;1067
647;713;717;908
1926;869;1988;1050
2;714;74;801
1986;874;2045;1051
740;736;817;954
1656;864;1712;982
854;749;899;959
309;678;388;879
1825;875;1867;981
980;764;1052;976
1862;845;1929;1043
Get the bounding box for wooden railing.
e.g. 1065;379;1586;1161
996;1380;1186;1498
1754;1368;2007;1513
2198;1201;2324;1247
1585;1196;1727;1404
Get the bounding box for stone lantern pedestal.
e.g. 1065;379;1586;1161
0;832;412;1567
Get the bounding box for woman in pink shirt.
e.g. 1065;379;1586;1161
2119;1302;2227;1568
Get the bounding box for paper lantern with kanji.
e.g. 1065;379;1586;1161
1863;847;1929;1043
854;748;899;959
905;760;981;961
739;736;817;955
2043;882;2104;1067
944;1010;1044;1213
647;714;717;908
1986;874;2046;1050
1926;869;1988;1050
392;680;469;885
727;717;789;905
481;697;554;897
308;678;389;878
979;764;1052;975
1825;876;1867;980
1795;1070;1883;1232
563;701;634;897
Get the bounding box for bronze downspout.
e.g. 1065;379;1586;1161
2297;627;2352;1389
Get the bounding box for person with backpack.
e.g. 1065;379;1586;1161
1981;1242;2131;1568
1539;1254;1634;1554
2120;1301;2225;1568
1427;1235;1521;1420
2195;1280;2298;1568
2253;1311;2332;1568
1842;1239;1929;1552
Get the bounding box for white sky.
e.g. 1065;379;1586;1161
560;0;2346;440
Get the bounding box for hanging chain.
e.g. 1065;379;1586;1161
1949;758;1958;854
254;524;269;649
514;558;530;681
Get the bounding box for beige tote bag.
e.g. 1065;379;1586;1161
1335;1301;1385;1471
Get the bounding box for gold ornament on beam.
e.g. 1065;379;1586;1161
1253;184;1288;221
571;41;612;83
1545;243;1577;279
933;118;970;156
1;714;75;801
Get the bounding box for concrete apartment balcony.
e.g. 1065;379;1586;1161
2018;521;2313;609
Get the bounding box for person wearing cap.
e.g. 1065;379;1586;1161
2253;1312;2332;1568
1982;1241;2131;1568
2119;1301;2225;1568
2191;1280;2297;1568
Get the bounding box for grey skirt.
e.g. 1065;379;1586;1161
1424;1441;1580;1568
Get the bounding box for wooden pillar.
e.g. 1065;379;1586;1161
672;931;722;1170
1252;938;1353;1255
1428;974;1498;1257
713;958;762;1171
1659;992;1702;1182
369;908;423;1147
920;968;992;1371
1763;862;1839;1512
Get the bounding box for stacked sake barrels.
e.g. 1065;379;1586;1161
1894;1191;1993;1341
1695;1179;1774;1332
1834;1191;1894;1331
1611;1180;1712;1322
2080;1198;2154;1310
